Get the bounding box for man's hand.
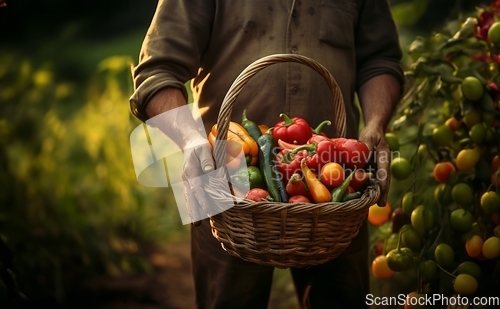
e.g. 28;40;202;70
182;137;215;225
357;74;402;206
145;87;217;225
358;124;391;206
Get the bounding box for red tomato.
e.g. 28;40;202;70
349;169;371;191
245;188;271;202
288;195;311;203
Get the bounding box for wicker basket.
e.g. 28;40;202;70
206;54;380;269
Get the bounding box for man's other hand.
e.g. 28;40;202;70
358;124;391;206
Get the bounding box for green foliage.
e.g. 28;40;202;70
0;50;186;305
391;0;430;28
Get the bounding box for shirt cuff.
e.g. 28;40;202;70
129;73;189;123
356;58;405;94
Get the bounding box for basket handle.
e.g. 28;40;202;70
213;54;347;168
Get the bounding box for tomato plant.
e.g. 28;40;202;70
370;3;500;299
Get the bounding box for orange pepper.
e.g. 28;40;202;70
209;122;259;166
258;124;269;135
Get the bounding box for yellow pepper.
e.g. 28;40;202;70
208;121;259;166
300;158;331;203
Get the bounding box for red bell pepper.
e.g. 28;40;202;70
333;138;371;169
272;113;312;145
308;134;331;144
275;149;307;182
291;140;339;172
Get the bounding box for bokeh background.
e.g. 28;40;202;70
0;1;491;308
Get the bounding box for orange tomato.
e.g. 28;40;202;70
371;255;395;279
445;117;461;131
433;162;456;183
465;235;484;258
319;162;345;188
368;202;392;226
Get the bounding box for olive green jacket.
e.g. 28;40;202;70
130;0;404;138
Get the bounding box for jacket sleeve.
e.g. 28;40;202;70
354;0;405;91
129;0;214;122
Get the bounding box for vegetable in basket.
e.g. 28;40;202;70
230;166;266;190
332;138;371;169
209;121;259;166
310;120;332;137
285;173;309;197
288;195;311;203
257;129;288;202
349;169;372;191
300;158;331;203
331;167;356;202
241;109;262;142
275;149;307;182
272;113;313;145
291;140;339;172
341;191;363;202
245;188;273;202
276;119;331;150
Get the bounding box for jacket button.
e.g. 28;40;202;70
291;47;298;54
291;86;299;94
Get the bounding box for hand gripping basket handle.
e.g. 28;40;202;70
213;54;347;168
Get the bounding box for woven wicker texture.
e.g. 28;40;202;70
206;54;380;269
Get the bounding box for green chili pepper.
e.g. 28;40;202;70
341;191;362;202
385;230;415;272
331;167;357;202
241;109;262;142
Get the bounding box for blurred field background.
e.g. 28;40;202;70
0;1;491;308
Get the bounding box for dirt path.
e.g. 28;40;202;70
81;239;298;309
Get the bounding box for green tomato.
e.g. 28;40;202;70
231;166;265;189
411;205;435;236
386;247;415;272
419;260;438;282
400;224;422;251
